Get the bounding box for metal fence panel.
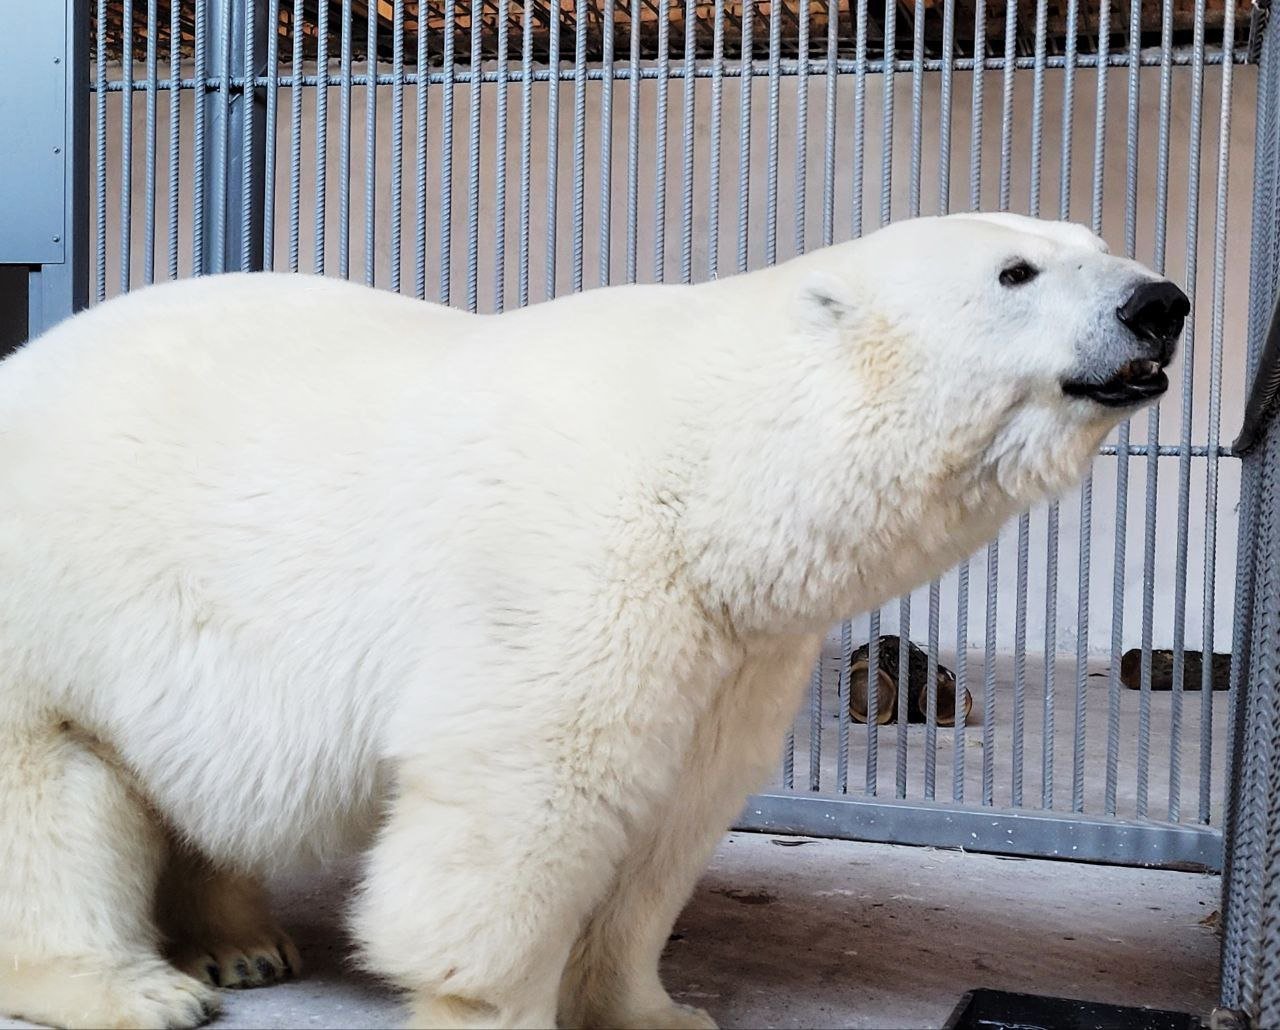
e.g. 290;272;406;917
83;2;1260;873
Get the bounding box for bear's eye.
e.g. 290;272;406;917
999;261;1040;287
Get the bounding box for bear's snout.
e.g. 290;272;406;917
1116;279;1190;365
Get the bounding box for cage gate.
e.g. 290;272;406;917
6;0;1280;1020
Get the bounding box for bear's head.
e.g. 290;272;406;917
794;211;1187;500
697;213;1188;630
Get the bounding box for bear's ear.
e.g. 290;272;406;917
795;270;857;331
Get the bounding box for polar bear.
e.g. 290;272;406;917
0;212;1186;1030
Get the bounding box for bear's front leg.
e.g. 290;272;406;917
352;751;632;1030
559;635;821;1030
557;806;723;1030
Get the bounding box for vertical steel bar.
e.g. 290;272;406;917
287;0;302;272
1135;0;1176;821
655;0;670;280
879;0;894;228
390;0;405;291
1012;521;1029;807
239;0;258;272
363;0;376;285
1200;0;1235;827
872;0;898;803
1047;0;1076;812
194;0;210;274
765;0;786;777
545;0;560;298
938;0;954;216
95;0;107;302
896;602;910;798
339;0;353;278
838;618;852;794
1015;0;1050;811
982;1;1021;811
519;0;533;303
1168;0;1207;823
866;614;881;795
467;0;484;309
441;0;456;303
679;0;695;283
143;0;158;286
908;0;924;218
214;0;231;274
496;0;510;307
1104;0;1144;818
809;662;823;792
794;0;809;257
764;0;780;266
571;0;587;292
968;0;985;212
820;0;836;249
120;0;134;291
925;580;940;799
625;0;640;284
850;0;866;238
955;560;970;802
1076;0;1110;815
708;0;725;276
983;536;998;805
939;0;958;801
167;0;182;279
313;0;328;274
831;0;852;792
735;0;752;273
958;0;987;804
598;0;613;288
415;0;428;299
996;0;1015;210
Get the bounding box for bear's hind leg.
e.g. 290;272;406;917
158;842;302;990
0;716;220;1029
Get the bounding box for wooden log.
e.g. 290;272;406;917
848;635;972;726
1118;649;1232;691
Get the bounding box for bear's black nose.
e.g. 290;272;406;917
1116;280;1190;363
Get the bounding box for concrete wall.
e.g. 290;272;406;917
92;59;1260;657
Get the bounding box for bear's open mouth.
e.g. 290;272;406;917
1062;358;1169;408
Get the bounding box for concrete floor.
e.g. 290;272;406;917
0;832;1221;1030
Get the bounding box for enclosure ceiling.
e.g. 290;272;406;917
93;0;1253;66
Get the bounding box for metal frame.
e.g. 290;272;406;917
0;0;89;346
740;792;1223;871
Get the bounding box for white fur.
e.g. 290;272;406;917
0;214;1172;1028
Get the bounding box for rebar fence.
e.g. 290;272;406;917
74;0;1261;873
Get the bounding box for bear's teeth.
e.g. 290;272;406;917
1120;358;1161;381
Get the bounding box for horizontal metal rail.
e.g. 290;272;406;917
739;791;1223;872
89;46;1253;94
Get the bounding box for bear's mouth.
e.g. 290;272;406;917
1062;358;1169;408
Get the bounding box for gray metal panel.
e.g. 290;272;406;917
0;2;70;266
740;793;1223;873
200;0;266;276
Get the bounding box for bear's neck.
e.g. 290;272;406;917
677;308;1028;636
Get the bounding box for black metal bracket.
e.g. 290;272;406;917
1232;289;1280;456
1249;0;1272;65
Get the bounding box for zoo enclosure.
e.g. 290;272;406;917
2;0;1280;1021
